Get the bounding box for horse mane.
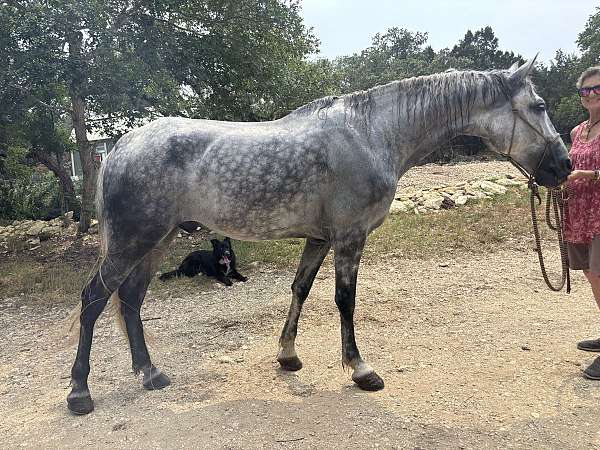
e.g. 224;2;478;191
288;95;339;118
287;69;511;136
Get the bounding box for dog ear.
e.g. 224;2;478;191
224;237;231;244
210;239;219;247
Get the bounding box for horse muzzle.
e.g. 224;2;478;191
534;143;572;188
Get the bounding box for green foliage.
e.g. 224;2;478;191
0;170;63;221
534;50;584;137
334;27;434;93
553;94;588;135
449;26;523;70
577;6;600;67
1;146;33;181
252;58;344;119
1;0;318;128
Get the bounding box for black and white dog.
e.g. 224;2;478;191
159;237;247;286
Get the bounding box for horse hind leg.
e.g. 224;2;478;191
117;231;177;390
278;238;331;371
67;269;113;414
67;237;167;415
67;257;136;414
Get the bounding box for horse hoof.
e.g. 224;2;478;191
143;368;171;390
67;392;94;415
277;356;303;371
353;371;385;391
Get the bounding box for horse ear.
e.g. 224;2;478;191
508;55;538;88
508;61;519;72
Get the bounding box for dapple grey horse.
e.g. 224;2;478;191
67;58;571;414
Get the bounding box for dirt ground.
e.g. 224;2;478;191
3;162;600;449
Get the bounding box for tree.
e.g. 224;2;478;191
334;27;432;93
534;50;584;137
577;6;600;67
3;0;317;232
21;109;80;215
251;58;344;120
450;26;522;70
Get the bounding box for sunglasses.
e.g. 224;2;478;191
579;84;600;97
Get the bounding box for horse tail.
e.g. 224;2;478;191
95;155;109;266
62;156;112;344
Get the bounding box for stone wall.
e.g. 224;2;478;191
390;174;525;214
0;212;97;248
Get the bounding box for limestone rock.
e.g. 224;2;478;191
26;222;46;236
494;177;524;186
479;180;507;195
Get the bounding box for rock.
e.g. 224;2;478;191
26;222;46;236
469;191;488;200
218;356;235;364
389;199;415;214
455;195;469;206
39;226;61;241
423;196;444;210
495;177;524;186
27;237;40;246
479;180;507;195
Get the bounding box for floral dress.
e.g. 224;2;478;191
564;122;600;244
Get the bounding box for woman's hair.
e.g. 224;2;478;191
576;66;600;88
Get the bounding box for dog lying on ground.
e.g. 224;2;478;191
159;237;247;286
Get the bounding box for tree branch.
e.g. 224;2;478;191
7;83;72;115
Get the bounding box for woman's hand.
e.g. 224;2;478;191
567;170;597;182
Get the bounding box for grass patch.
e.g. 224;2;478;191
231;239;305;267
364;187;535;260
0;258;88;303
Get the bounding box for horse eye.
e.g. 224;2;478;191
533;103;546;112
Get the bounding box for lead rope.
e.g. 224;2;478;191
528;179;571;293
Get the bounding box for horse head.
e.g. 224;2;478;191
476;57;572;188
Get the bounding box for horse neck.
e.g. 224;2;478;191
349;74;504;177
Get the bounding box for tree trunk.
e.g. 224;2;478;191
31;149;80;216
71;93;96;234
68;31;96;234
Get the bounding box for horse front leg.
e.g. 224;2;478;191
278;238;331;371
334;233;384;391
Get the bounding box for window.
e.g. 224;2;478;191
94;141;108;163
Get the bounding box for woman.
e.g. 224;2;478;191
565;66;600;379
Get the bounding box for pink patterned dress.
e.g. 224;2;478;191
564;122;600;244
